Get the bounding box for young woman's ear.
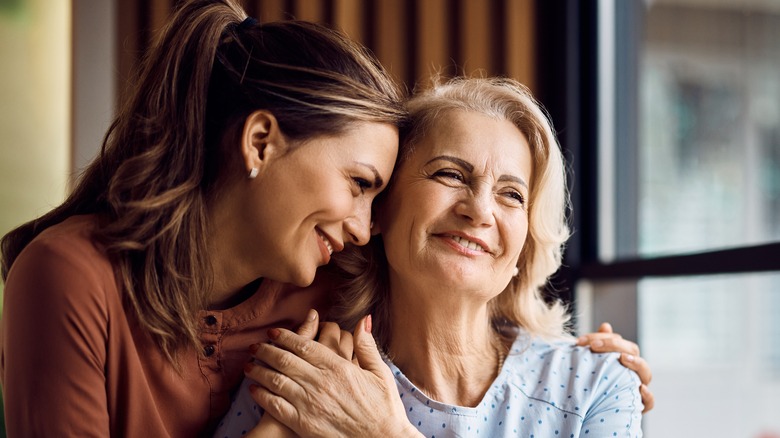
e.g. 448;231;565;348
241;110;288;178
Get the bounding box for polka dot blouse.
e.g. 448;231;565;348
213;332;643;437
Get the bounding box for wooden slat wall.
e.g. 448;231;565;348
116;0;535;96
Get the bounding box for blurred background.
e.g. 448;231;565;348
1;0;779;436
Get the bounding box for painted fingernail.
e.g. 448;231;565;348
307;309;318;321
624;353;635;362
365;314;372;333
249;343;259;354
244;361;255;373
268;328;281;340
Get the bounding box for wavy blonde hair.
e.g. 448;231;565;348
329;77;571;349
1;0;405;365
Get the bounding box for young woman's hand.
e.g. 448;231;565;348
577;322;655;412
245;315;422;437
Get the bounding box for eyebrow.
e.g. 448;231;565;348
356;162;385;188
426;155;529;189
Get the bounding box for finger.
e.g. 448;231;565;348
267;327;345;372
619;352;652;385
249;383;303;435
591;337;641;356
296;309;319;340
339;330;354;360
352;315;386;376
245;360;303;402
317;322;343;354
576;332;624;346
250;340;317;381
639;384;655;413
597;322;613;333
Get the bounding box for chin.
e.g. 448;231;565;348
287;266;317;288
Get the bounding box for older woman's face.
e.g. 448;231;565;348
378;109;532;297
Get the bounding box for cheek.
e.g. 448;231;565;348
506;215;530;254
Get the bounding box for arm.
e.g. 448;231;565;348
577;322;655;412
244;316;423;438
1;240;110;437
581;363;644;437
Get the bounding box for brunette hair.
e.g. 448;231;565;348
1;0;405;364
329;77;571;349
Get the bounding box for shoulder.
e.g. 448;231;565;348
506;333;641;415
4;215;116;313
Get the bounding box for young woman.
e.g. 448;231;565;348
219;78;649;437
0;1;405;436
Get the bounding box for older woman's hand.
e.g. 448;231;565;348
245;316;422;438
577;322;655;413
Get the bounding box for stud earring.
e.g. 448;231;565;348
248;168;259;179
512;266;519;277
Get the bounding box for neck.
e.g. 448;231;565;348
386;281;506;407
205;193;264;309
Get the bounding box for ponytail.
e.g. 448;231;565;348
2;0;405;364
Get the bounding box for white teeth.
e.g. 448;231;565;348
317;231;334;255
451;235;486;252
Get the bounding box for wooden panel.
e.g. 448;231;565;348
257;0;287;22
332;0;364;43
373;0;407;86
149;0;173;37
415;0;449;87
294;0;325;22
460;0;492;76
505;0;535;91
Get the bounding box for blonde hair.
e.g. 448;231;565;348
2;0;405;365
329;77;571;349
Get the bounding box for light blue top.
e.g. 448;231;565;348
213;331;643;437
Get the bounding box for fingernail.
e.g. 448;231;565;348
576;336;586;344
591;339;603;348
307;309;318;321
268;328;281;340
624;353;635;362
244;361;255;373
249;343;259;354
365;314;372;333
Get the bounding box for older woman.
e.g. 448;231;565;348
219;78;645;437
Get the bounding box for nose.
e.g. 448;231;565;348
343;199;372;246
455;184;496;227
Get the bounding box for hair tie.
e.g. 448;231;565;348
239;16;258;30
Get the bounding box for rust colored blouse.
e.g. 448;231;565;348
0;215;328;437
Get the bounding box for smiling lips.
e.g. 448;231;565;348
317;230;334;255
439;233;492;255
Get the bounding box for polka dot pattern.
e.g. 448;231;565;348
213;331;643;437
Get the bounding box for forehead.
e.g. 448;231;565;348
408;109;532;177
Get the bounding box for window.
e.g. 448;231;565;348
535;1;780;436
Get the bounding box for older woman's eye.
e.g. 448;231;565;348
432;169;464;182
503;190;526;205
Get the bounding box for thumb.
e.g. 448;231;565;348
296;309;320;340
352;315;385;374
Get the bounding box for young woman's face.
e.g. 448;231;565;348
378;110;532;300
250;122;398;286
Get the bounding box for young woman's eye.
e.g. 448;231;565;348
353;177;372;194
432;169;464;182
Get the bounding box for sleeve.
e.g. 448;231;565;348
581;359;644;438
1;239;111;437
212;377;264;438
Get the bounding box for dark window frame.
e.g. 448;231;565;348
534;0;780;302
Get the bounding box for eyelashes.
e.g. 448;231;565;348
431;168;527;206
353;177;372;194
